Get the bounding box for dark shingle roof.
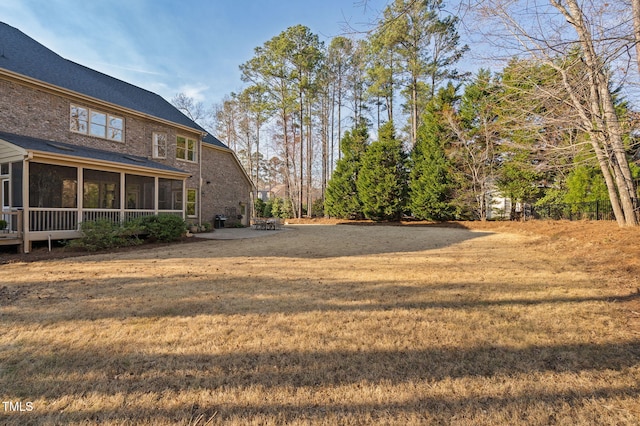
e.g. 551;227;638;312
0;131;188;175
0;21;228;150
203;133;229;149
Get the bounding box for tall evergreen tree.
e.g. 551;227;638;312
357;121;408;221
324;122;369;219
409;84;458;220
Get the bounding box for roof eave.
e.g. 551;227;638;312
28;150;190;179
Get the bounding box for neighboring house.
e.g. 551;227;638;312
485;188;513;220
0;22;253;252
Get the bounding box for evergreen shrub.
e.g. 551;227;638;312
135;214;187;242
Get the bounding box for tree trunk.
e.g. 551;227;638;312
553;0;638;226
411;75;418;146
633;0;640;74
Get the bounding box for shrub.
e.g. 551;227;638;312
69;219;142;252
254;198;266;217
135;214;186;242
262;199;273;218
311;198;325;218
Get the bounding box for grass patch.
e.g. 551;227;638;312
1;223;639;424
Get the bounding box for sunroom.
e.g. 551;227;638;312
0;132;190;252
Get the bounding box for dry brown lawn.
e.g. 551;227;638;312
1;221;639;425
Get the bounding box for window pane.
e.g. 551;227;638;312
29;163;77;208
90;112;107;138
109;129;123;141
176;136;186;160
187;139;196;162
109;116;123;130
70;106;88;133
176;146;186;160
153;133;167;158
11;162;23;208
108;116;123;141
186;188;196;216
3;180;9;207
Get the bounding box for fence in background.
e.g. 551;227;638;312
531;200;614;221
528;198;640;221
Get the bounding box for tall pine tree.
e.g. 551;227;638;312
357;121;408;221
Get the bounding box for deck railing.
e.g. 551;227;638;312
30;208;78;232
1;210;23;237
27;208;184;232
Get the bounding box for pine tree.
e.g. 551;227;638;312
324;123;369;219
356;121;408;221
409;84;457;220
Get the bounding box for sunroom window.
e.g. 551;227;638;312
158;178;183;211
83;169;120;209
125;174;155;209
29;163;77;208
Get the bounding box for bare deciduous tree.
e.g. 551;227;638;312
469;0;638;226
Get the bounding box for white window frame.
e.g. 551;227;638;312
70;104;124;142
152;132;167;159
186;188;197;217
176;136;197;162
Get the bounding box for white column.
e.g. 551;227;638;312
120;172;126;223
77;167;83;229
22;158;30;253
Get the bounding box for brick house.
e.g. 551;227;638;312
0;22;253;252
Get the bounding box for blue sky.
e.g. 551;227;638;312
0;0;391;105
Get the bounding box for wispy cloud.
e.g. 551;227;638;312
92;61;166;77
177;83;210;103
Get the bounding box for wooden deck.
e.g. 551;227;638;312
0;211;23;250
0;233;22;251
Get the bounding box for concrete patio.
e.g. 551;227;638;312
193;226;290;240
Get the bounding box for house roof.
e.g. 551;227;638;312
203;133;229;149
0;22;229;150
0;131;188;175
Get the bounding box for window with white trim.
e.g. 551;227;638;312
152;133;167;159
70;105;124;142
176;136;197;162
186;188;197;217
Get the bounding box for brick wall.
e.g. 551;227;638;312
1;77;253;224
0;78;200;191
201;145;253;227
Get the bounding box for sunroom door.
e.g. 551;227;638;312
1;178;9;229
